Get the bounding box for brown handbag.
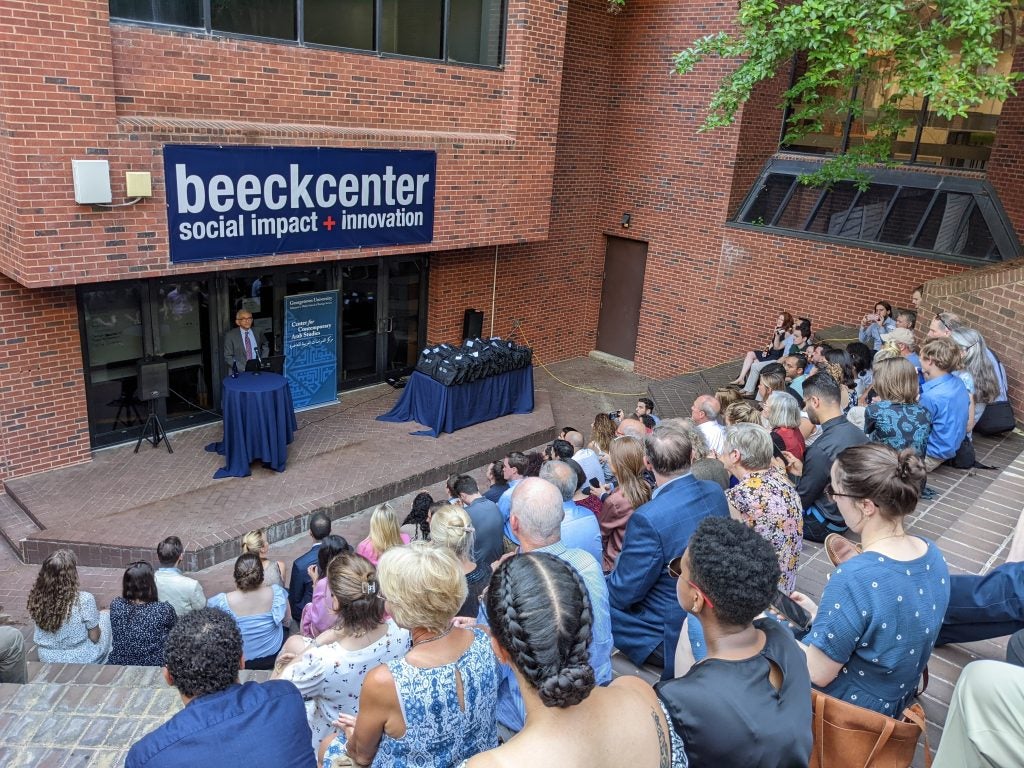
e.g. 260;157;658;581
809;689;932;768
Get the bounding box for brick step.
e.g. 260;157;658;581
0;667;271;765
0;492;42;562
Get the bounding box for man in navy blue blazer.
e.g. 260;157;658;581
608;423;729;678
288;511;332;622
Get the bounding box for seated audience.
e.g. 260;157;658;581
498;451;530;546
635;396;660;425
524;451;545;477
721;424;803;593
462;553;683;768
154;536;207;617
657;517;812;768
322;542;498;768
863;357;930;456
241;529;286;588
545;438;574;463
608;424;729;678
792;444;950;715
822;349;857;411
731;311;795;390
570;462;605;516
846;341;874;404
782;353;809;397
482;461;507;505
454;474;504;567
430;503;491;618
919;337;970;470
881;326;922;372
126;607;314;768
208;554;288;670
108;560;177;666
0;605;27;684
28;549;111;664
714;384;743;414
724;400;762;426
951;326;1001;429
598;434;651;572
402;492;434;541
615;414;647;439
785;372;868;542
289;511;333;622
763;390;805;461
356;503;411;566
690;395;725;454
661;417;730;489
299;534;351;637
933;660;1024;768
540;460;602;564
858;299;896;351
275;552;409;751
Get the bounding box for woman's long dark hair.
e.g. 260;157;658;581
403;492;433;540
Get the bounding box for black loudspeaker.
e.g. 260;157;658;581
462;308;484;340
138;360;169;401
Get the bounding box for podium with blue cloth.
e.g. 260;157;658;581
377;367;534;437
206;372;297;478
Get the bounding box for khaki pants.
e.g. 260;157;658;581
924;455;945;472
933;660;1024;768
0;626;26;684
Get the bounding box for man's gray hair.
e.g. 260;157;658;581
564;430;585;450
660;417;710;461
695;395;719;421
764;391;801;429
511;477;565;542
644;423;694;476
539;461;576;502
723;423;774;471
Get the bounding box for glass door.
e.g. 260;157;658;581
153;279;214;428
340;262;380;388
385;257;426;378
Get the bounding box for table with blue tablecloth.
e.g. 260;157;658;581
206;372;297;478
377;368;534;437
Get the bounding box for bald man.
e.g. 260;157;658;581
690;395;725;454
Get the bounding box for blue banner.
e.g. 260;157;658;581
164;145;436;263
283;291;339;409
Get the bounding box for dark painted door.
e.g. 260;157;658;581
595;236;647;361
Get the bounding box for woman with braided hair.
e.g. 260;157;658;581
461;552;684;768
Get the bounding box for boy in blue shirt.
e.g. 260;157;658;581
919;337;970;471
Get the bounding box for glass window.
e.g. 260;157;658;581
775;183;823;231
211;0;297;40
959;205;997;258
837;184;897;241
305;0;374;50
915;192;973;252
380;0;443;59
110;0;202;26
806;181;858;235
155;280;213;420
879;188;935;246
448;0;503;67
740;174;794;226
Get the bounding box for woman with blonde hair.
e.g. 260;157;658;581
28;549;111;664
724;400;762;426
430;503;490;617
241;528;286;588
589;412;617;482
863;357;931;457
274;551;410;751
356;503;410;566
597;436;652;573
321;542;498;767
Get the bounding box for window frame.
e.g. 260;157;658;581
109;0;507;70
729;158;1021;265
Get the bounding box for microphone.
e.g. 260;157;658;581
252;332;263;374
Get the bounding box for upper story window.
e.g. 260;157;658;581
782;45;1015;171
109;0;505;67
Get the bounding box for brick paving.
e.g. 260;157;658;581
1;354;1022;767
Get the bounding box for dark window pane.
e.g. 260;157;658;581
304;0;375;50
740;174;794;226
879;187;935;246
448;0;503;66
110;0;202;26
775;182;823;230
381;0;443;58
831;184;897;240
915;192;972;252
805;181;858;235
958;205;997;259
212;0;297;40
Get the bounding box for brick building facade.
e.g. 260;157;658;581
0;0;1019;481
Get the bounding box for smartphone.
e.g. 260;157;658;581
771;590;812;631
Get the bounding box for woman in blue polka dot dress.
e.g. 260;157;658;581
790;444;950;715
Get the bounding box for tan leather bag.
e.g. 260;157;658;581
809;689;931;768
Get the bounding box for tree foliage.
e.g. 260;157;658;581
671;0;1022;186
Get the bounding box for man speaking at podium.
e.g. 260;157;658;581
224;309;268;374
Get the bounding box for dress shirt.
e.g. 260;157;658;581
560;501;603;564
920;373;970;460
498;478;522;544
154;568;206;617
697;420;726;454
795;415;868;524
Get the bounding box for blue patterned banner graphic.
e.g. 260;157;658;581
283;290;339;409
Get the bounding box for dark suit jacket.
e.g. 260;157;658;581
223;327;269;374
608;473;729;677
288;544;320;620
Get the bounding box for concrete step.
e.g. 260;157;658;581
0;492;41;562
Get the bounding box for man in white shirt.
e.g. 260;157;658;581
154;536;207;617
563;429;603;488
691;395;726;454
